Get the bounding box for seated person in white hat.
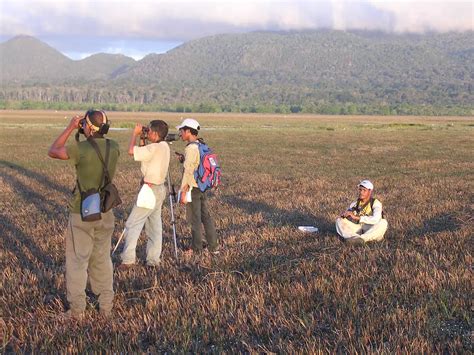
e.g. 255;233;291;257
336;180;388;244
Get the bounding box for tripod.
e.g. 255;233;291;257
167;169;179;262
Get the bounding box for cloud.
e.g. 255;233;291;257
1;0;472;41
1;0;471;59
368;0;474;33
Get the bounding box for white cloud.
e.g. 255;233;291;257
1;0;472;40
368;0;473;32
1;0;470;59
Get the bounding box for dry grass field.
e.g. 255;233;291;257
0;110;472;352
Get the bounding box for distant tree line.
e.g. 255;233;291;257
2;31;473;117
1;99;471;116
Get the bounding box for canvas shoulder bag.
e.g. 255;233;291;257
77;180;102;222
87;137;122;213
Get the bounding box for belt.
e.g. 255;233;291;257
144;181;164;187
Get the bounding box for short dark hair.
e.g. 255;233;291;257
88;110;107;128
150;120;169;140
182;126;199;136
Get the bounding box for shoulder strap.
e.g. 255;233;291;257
353;199;361;212
371;197;385;218
104;139;111;184
370;197;375;210
87;137;111;185
76;179;83;194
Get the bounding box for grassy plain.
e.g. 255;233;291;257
0;110;472;352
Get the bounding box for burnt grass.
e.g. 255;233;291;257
0;111;472;352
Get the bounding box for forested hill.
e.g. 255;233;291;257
1;31;473;115
0;35;135;83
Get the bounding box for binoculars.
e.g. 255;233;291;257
141;127;178;142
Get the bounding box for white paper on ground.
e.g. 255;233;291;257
136;184;156;209
298;226;319;233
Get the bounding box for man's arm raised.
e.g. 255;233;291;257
48;115;82;160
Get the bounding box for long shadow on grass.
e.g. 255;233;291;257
222;195;334;233
0;160;69;218
0;161;66;277
0;160;70;195
219;195;340;277
228;236;341;275
0;213;57;273
406;212;464;237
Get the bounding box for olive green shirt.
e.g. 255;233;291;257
67;138;120;213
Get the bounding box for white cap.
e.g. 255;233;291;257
176;118;200;130
359;180;374;190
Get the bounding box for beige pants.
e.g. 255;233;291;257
336;217;388;242
65;211;115;315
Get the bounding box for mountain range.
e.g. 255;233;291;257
0;35;135;83
1;31;473;114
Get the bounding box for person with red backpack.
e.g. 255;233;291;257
336;180;388;244
176;118;219;256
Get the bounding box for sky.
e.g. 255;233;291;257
0;0;472;60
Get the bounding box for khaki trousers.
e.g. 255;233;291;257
120;184;167;265
65;211;115;315
336;217;388;242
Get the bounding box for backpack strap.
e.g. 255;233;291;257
371;197;385;219
187;138;205;147
350;199;359;212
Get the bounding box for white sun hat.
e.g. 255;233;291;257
359;180;374;190
176;118;200;130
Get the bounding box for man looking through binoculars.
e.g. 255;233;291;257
48;110;120;318
118;120;170;268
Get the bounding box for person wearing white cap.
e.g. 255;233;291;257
335;180;388;244
176;118;219;255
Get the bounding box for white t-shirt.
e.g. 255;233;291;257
133;141;170;185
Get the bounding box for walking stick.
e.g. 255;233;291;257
111;228;126;255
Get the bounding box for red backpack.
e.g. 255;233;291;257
191;141;221;192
